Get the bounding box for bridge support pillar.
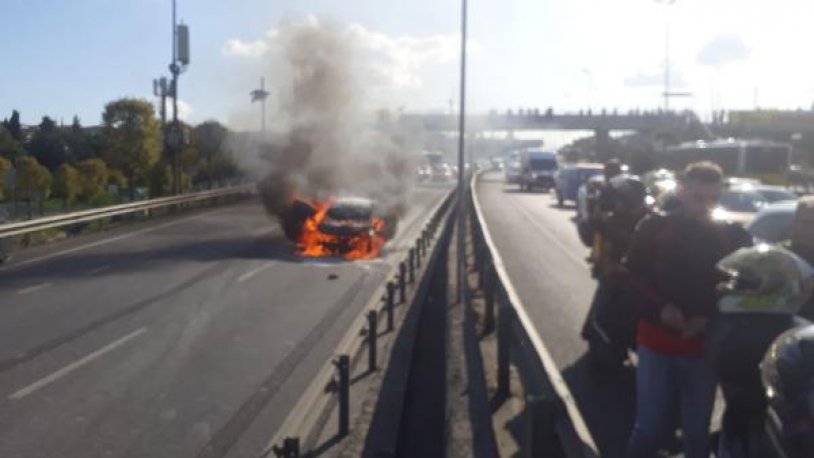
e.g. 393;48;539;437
595;128;612;161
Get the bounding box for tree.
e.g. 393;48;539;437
29;116;67;170
0;126;25;160
52;163;81;209
148;161;172;197
102;98;161;200
0;157;11;201
65;115;90;162
192;121;236;188
15;156;52;218
5;110;22;142
76;158;109;202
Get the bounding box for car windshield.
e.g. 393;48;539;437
756;189;798;203
530;158;556;170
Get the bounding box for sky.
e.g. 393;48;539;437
2;0;814;128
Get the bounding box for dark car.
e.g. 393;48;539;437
554;163;603;207
746;201;797;243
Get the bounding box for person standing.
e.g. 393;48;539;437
624;162;752;458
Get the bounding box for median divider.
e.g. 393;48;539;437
469;173;599;457
260;189;455;458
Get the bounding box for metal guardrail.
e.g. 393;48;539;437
261;189;456;458
0;184;255;238
469;173;599;457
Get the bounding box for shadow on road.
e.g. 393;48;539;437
561;352;636;458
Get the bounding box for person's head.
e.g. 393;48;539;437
677;161;723;219
604;159;622;181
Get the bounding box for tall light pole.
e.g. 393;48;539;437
251;77;270;135
456;0;468;302
656;0;676;112
167;0;190;194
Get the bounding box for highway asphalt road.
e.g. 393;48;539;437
0;185;450;458
476;172;637;457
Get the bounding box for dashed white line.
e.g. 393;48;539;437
237;261;277;283
86;265;112;275
16;282;53;295
7;327;148;400
507;195;589;269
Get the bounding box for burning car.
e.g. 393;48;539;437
280;196;397;260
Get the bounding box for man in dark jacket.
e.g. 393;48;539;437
624;162;752;458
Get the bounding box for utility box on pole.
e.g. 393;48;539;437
177;24;190;65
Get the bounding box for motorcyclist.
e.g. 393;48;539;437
708;244;814;457
761;324;814;458
581;174;650;368
585;160;624;277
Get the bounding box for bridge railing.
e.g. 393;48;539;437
469;173;599;457
0;184;255;239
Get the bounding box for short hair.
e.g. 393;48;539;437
682;161;723;185
604;159;622;175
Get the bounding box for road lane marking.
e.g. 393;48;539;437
237;261;277;283
7;327;148;400
86;265;111;275
506;194;589;269
2;207;236;270
16;282;53;295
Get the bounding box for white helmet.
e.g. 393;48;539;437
717;244;814;315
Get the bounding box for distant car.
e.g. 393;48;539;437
518;149;558;192
505;157;522;184
746;201;797;243
429;163;455;182
554;163;603;207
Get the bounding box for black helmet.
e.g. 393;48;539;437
608;174;647;209
761;325;814;443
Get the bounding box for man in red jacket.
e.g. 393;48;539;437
624;162;752;458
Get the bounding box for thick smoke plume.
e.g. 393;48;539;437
256;19;417;225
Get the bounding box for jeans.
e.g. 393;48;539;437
626;346;717;458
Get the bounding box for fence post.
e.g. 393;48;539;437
367;310;378;372
415;240;422;268
497;299;511;398
398;262;406;303
484;263;496;334
335;355;350;437
408;249;416;283
527;395;560;458
386;282;396;331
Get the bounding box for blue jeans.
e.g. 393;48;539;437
626;346;717;458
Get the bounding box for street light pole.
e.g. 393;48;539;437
656;0;676;112
167;0;189;195
456;0;468;302
250;77;270;135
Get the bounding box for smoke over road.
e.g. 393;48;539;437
253;18;418;234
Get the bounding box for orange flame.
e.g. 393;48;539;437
296;198;387;260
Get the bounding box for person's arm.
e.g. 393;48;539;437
623;215;669;322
